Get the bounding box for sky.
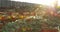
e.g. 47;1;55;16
11;0;60;6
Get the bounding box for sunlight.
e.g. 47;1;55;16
11;0;55;6
58;0;60;6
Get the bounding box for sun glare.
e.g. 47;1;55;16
11;0;60;6
58;0;60;6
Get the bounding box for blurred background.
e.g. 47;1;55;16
0;0;60;32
